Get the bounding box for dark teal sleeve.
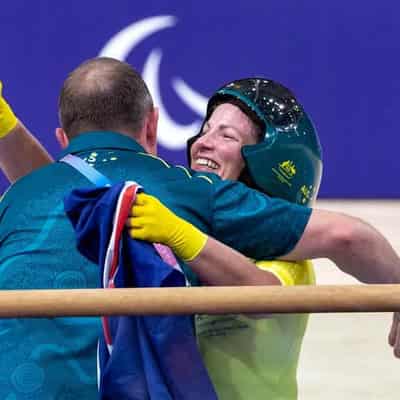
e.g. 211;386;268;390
210;179;312;260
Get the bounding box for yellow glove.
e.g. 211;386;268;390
126;193;208;262
0;81;18;138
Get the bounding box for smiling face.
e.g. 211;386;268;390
190;103;259;180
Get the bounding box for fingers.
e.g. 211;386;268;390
130;193;147;213
389;312;400;358
129;193;157;215
126;192;167;243
389;312;397;346
127;193;154;230
127;227;146;240
126;217;138;229
129;206;142;218
126;215;149;229
129;193;148;218
136;193;159;206
135;192;148;206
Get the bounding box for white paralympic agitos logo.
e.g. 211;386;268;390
99;15;208;150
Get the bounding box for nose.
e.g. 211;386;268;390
190;131;215;168
194;130;216;151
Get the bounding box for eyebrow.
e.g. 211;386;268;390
205;121;242;135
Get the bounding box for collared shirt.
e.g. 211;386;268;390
0;131;311;399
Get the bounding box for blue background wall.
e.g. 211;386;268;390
1;1;399;197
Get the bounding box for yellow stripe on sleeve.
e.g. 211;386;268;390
255;260;315;286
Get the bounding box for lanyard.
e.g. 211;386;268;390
59;154;112;187
60;153;186;282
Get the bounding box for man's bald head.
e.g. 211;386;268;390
58;57;153;138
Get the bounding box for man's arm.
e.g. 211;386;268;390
280;209;400;284
0;82;53;183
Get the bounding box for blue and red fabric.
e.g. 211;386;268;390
64;181;217;400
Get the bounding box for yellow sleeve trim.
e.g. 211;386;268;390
196;175;213;184
174;166;214;184
255;260;315;286
0;184;12;203
175;165;192;179
137;152;171;168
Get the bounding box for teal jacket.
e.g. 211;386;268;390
0;131;311;399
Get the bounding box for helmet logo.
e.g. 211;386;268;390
272;160;297;187
279;160;296;178
297;184;315;205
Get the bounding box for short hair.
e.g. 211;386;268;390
58;57;153;138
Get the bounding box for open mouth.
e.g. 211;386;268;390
193;157;220;171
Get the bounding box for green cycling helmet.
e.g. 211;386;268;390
187;78;323;205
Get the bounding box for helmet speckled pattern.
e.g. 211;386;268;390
187;78;323;206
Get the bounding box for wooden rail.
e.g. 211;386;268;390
1;284;399;317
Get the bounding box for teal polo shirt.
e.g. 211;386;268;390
0;131;311;399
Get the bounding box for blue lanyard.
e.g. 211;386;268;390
60;154;112;187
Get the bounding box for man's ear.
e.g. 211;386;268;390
55;128;69;149
145;107;159;155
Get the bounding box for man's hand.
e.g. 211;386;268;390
0;81;18;138
389;311;400;358
126;193;208;262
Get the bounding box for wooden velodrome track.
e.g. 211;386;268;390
298;200;400;400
